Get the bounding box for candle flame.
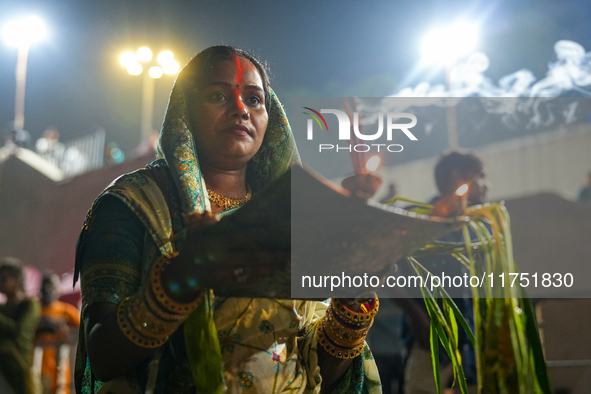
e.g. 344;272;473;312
365;155;381;172
456;183;469;196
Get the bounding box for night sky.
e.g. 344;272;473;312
1;0;590;154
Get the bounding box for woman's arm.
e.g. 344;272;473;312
316;300;361;393
84;303;156;381
318;346;355;393
80;196;158;381
316;297;378;393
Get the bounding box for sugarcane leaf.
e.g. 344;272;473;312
430;319;442;394
425;292;466;394
404;200;550;394
454;355;469;394
423;275;476;350
409;258;464;393
522;298;552;394
442;299;458;346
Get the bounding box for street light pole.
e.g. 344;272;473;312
141;71;155;144
120;48;179;145
2;16;46;131
14;43;30;130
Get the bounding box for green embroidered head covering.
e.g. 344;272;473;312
156;46;300;217
154;46;300;393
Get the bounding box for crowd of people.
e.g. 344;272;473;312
0;258;80;394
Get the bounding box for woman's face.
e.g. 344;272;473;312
189;56;268;170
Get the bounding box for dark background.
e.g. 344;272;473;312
1;0;590;154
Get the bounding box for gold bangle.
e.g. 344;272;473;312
327;302;373;330
316;298;376;358
117;297;168;349
325;305;372;342
324;307;371;348
150;254;203;315
143;284;186;322
323;323;367;348
331;297;379;325
126;293;183;338
315;320;365;359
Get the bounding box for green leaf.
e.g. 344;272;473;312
430;321;442;394
403;201;550;394
522;298;552;394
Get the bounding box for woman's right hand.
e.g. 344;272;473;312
341;172;383;200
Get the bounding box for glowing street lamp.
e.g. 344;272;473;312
120;47;180;143
136;46;152;62
421;22;478;66
421;22;479;149
2;16;46;131
148;66;163;79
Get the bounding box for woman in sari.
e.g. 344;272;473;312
74;45;381;393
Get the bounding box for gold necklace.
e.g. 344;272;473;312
207;184;252;210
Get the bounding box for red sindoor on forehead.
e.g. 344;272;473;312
234;56;247;111
233;55;255;84
235;56;246;84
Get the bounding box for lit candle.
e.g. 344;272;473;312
456;183;469;196
431;183;470;217
365;155;381;173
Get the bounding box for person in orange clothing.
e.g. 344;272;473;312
35;272;80;394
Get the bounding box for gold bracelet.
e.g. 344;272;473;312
324;305;371;348
150;254;204;315
315;320;365;359
117;297;168;349
332;297;379;326
143;284;185;322
327;301;374;329
126;293;184;338
323;324;367;348
315;298;378;359
325;305;372;343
